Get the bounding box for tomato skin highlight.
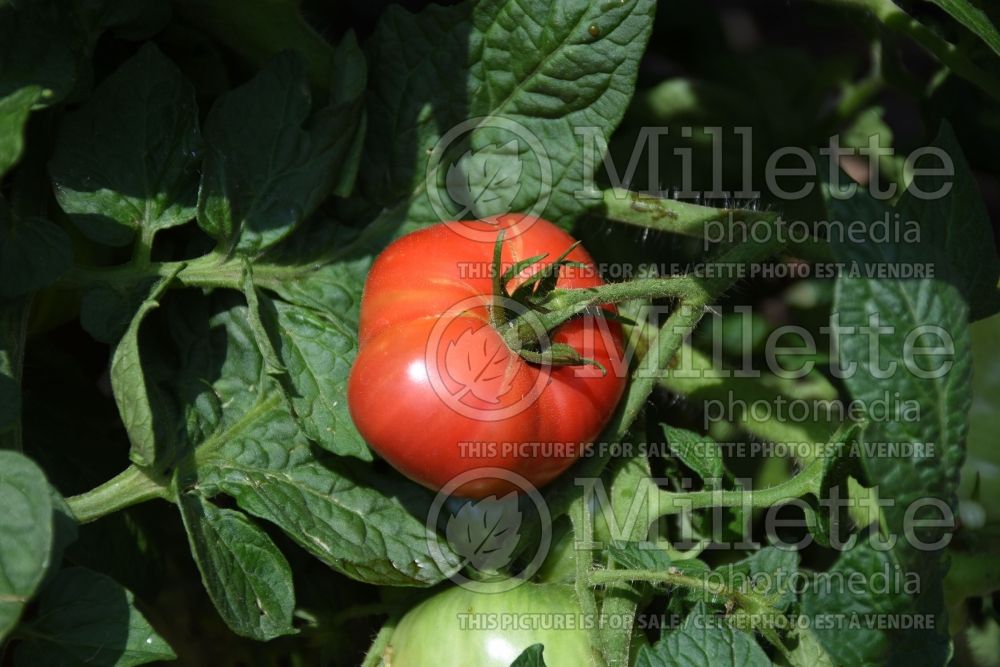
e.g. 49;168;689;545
348;215;626;498
386;581;597;667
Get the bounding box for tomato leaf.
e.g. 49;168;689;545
13;567;175;666
178;493;296;640
326;31;367;198
262;297;371;460
0;0;79;109
0;86;40;178
924;0;1000;57
157;293;460;587
80;280;156;344
445;139;523;215
713;547;799;613
197;49;365;254
799;165;973;666
784;625;836;667
608;541;671;572
240;264;287;378
1;0;169;179
49;44;201;247
803;427;867;548
0;197;71;301
256;214;383;324
635;603;770;667
662;425;725;488
110;267;184;469
361;0;656;228
260;254;372;325
896;122;1000;321
191;396;462;586
805;535;945;667
0;451;54;642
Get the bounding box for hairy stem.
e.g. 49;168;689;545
535;236;786;665
361;618;398;667
536;236;786;537
589;568;772;614
59;252;318;295
66;465;172;523
569;497;608;667
602;188;778;237
616;237;785;435
657;458;824;516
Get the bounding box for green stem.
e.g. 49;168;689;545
59;252;315;295
589;568;766;610
62;257;213;289
132;225;157;269
656;458;824;516
617;238;785;436
551;276;693;312
533;236;786;544
596;464;648;666
361;618;397;667
820;40;884;134
490;231;509;328
569;497;607;667
602;188;778;238
818;0;1000;103
66;465;172;523
500;276;690;356
834;70;884;126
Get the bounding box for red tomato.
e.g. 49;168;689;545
348;215;626;498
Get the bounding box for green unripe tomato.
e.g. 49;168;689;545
383;581;597;667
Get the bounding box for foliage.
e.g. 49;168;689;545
1;0;998;665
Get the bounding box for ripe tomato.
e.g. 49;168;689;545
348;215;626;498
383;581;597;667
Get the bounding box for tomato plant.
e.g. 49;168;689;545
381;581;596;667
348;215;626;497
1;0;999;665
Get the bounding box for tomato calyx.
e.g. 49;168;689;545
486;230;694;372
488;230;588;327
487;231;609;372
